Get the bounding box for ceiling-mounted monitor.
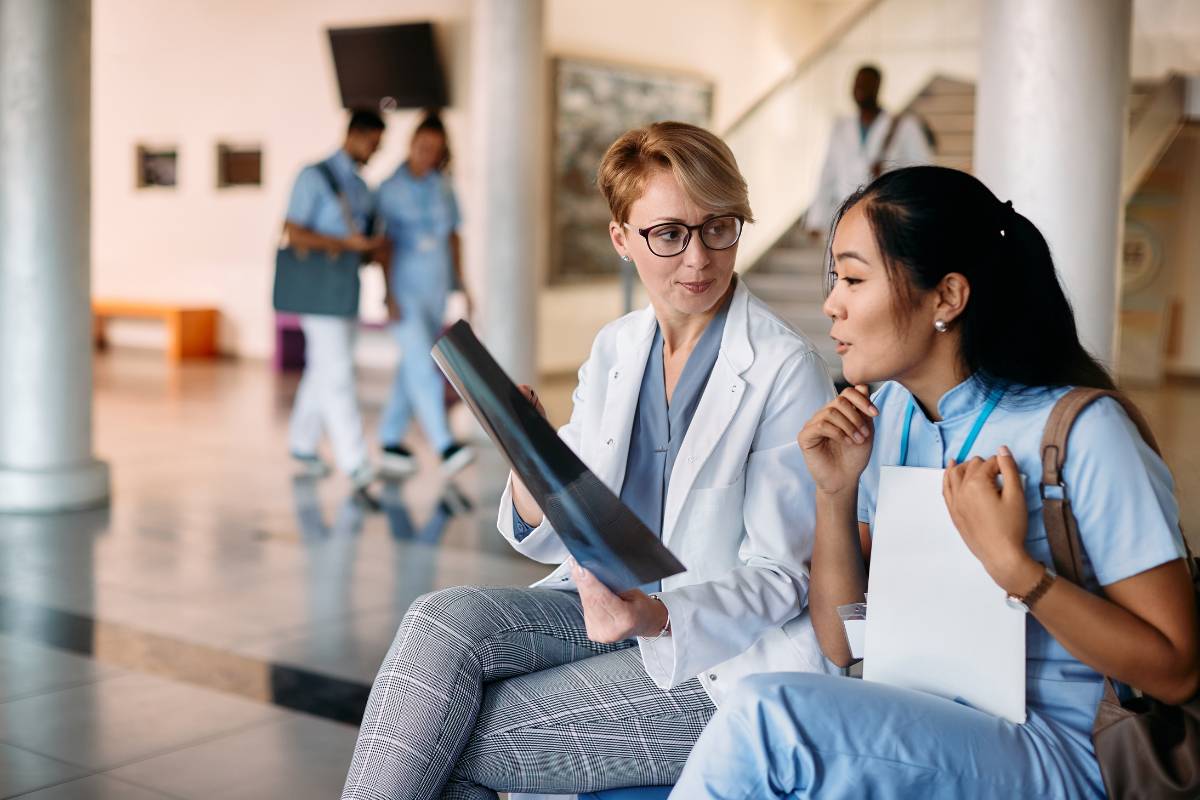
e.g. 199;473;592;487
327;22;447;110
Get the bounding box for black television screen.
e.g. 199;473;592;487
328;22;447;110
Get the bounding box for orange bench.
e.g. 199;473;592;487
92;301;219;362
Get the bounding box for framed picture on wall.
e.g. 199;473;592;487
550;57;713;283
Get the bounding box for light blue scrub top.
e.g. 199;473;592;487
513;293;733;590
285;149;375;237
857;376;1186;777
375;163;461;312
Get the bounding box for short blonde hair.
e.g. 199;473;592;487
597;121;754;225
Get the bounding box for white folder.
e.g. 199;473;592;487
863;466;1026;724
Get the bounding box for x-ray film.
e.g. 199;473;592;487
432;321;685;592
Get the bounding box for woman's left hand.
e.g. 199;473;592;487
572;561;668;643
942;446;1040;594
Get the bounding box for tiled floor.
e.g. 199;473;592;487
0;352;546;799
0;350;1197;799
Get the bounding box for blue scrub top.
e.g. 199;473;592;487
857;376;1186;770
284;149;375;238
376;163;461;309
513;293;733;589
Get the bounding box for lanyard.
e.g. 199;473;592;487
898;388;1003;467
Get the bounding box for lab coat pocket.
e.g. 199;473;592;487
674;475;746;582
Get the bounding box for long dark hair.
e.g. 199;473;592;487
829;166;1114;394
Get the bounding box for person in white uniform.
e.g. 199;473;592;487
283;110;387;489
805;64;933;237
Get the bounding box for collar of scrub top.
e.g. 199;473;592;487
898;381;1005;467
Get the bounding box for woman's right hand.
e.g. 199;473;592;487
797;384;878;496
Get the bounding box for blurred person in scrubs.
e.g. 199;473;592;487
284;110;387;490
376;111;476;478
805;64;933;238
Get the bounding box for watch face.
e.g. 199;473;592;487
1004;595;1030;613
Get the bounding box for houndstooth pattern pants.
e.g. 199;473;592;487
341;585;715;800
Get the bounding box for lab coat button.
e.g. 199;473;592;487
606;438;614;446
708;673;718;681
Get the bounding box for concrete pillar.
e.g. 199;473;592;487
0;0;109;511
975;0;1132;365
468;0;543;383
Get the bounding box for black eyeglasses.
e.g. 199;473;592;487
627;215;744;258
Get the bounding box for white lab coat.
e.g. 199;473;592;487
807;110;933;233
496;280;838;709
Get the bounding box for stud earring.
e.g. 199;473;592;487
934;319;948;333
621;255;631;262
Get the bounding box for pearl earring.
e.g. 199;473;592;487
934;319;948;333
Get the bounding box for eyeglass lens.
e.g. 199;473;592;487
644;216;742;257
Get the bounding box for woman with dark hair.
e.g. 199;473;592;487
376;110;476;477
669;165;1199;798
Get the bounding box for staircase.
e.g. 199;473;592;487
742;73;1188;381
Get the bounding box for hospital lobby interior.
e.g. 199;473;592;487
3;1;1200;798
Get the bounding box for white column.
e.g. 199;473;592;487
0;0;109;511
468;0;544;383
974;0;1131;365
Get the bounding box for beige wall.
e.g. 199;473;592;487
90;0;864;370
92;0;471;365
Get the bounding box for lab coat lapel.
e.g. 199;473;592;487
661;283;753;546
593;307;656;491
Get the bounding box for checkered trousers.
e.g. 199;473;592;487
341;585;715;800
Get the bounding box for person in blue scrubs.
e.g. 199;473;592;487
284;110;387;489
376;111;475;477
671;166;1200;799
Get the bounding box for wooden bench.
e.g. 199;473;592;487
93;301;219;362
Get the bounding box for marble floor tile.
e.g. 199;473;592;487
0;742;88;798
0;635;125;703
0;673;281;771
10;773;180;800
109;713;357;800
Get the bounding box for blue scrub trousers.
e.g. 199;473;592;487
379;296;454;454
668;672;1103;799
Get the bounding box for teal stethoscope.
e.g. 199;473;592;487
898;387;1004;466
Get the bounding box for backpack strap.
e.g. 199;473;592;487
1040;387;1169;585
315;160;360;237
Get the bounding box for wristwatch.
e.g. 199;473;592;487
1005;565;1057;613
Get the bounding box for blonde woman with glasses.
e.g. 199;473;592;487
343;122;836;800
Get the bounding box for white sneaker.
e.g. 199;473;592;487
292;452;331;478
349;463;377;491
440;442;476;477
380;445;417;477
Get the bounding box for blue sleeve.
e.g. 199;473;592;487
511;505;537;542
1064;398;1185;586
285;166;323;228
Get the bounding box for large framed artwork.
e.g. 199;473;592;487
550;58;713;283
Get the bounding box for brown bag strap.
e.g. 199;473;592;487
1040;387;1196;709
1039;388;1169;583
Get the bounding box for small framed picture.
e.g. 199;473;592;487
136;145;177;188
217;143;263;188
